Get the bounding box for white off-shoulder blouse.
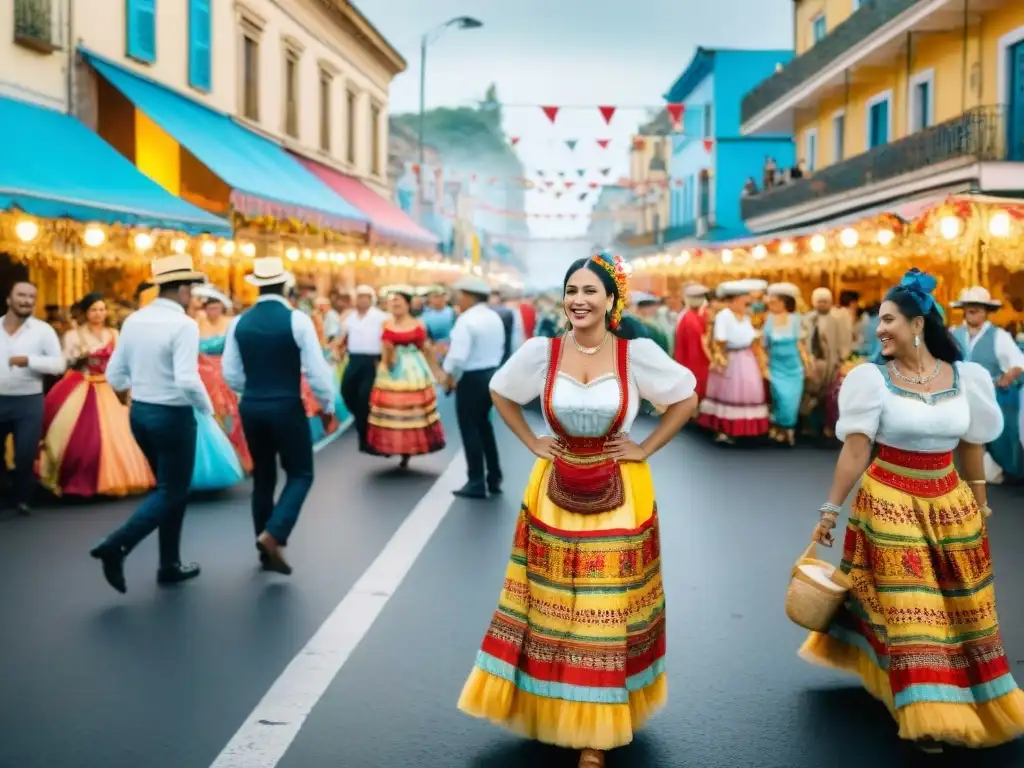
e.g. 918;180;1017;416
489;337;697;438
835;361;1004;452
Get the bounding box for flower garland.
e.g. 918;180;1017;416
589;251;629;329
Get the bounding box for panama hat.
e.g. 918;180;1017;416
451;276;492;296
683;283;709;298
951;286;1001;309
767;282;800;299
716;280;752;298
150;254;206;285
245;257;294;288
191;284;233;307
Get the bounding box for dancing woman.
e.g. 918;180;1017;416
803;269;1024;753
458;251;699;768
763;283;808;446
365;289;446;466
38;293;153;497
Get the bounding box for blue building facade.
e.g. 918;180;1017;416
665;48;795;242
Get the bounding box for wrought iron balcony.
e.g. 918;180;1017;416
741;106;1015;221
741;0;923;127
14;0;57;53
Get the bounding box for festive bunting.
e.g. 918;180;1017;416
565;182;575;189
555;191;564;199
598;106;616;124
577;169;586;177
565;139;578;151
541;106;560;123
666;103;684;130
597;139;610;149
537;170;544;176
600;168;611;176
588;182;600;189
510;136;520;146
703;138;714;152
545;180;554;187
557;171;565;178
578;192;589;201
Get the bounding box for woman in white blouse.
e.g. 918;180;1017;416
804;270;1024;753
457;251;699;768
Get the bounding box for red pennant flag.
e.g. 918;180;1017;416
598;106;616;124
541;106;559;123
596;139;610;149
544;180;555;187
510;136;520;146
703;138;714;152
565;182;575;189
588;182;600;189
666;103;684;128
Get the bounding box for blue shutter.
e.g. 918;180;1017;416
189;0;212;91
126;0;156;62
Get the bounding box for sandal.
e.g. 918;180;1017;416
578;749;605;767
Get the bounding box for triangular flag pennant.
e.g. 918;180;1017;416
703;138;714;152
578;192;588;202
488;177;498;184
600;167;611;176
545;180;555;187
558;171;565;178
597;139;610;149
537;170;544;176
541;106;560;123
589;182;600;189
565;139;578;151
598;106;616;124
666;103;684;129
565;181;575;189
577;169;586;177
510;136;520;146
555;191;564;199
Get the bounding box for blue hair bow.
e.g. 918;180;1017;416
899;269;937;314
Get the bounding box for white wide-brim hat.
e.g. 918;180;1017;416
245;257;295;288
452;276;492;296
716;279;764;298
767;282;800;300
191;284;233;306
683;283;709;298
630;291;657;305
951;286;1001;309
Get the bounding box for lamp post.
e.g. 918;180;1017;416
418;16;483;216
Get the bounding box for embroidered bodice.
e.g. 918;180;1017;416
383;325;426;349
835;362;1003;452
489;336;697;438
199;334;227;356
62;329;115;375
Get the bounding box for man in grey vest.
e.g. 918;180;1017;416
222;257;335;574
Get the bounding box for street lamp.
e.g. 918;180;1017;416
418;16;483;211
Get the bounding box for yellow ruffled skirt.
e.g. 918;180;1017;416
458;459;666;750
800;446;1024;748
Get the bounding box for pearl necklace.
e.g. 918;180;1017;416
569;331;610;355
888;360;940;385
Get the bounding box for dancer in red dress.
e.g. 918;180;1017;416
674;283;711;399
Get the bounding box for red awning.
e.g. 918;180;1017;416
292;154;439;249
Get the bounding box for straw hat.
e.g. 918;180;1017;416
191;284;233;306
767;282;800;300
452;276;492;296
150;254;206;285
951;286;1001;309
245;257;295;288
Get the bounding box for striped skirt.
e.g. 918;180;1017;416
800;445;1024;747
458;459;666;750
366;347;445;456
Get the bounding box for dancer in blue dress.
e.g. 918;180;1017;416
763;283;807;446
421;286;456;363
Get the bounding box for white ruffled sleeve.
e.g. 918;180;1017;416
957;361;1005;445
834;363;885;442
489;337;550;404
629;337;697;406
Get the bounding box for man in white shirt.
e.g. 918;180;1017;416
443;277;507;499
221;257;335;574
339;285;388;452
90;255;213;594
1;277;65;515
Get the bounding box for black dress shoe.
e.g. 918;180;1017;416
89;543;127;594
487;480;502;495
452;483;487;499
156;562;201;585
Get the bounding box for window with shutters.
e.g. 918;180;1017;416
14;0;58;53
126;0;156;63
188;0;211;92
346;88;357;164
284;50;299;138
370;102;381;176
242;33;259;121
319;68;332;152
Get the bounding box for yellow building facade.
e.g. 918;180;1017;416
741;0;1024;234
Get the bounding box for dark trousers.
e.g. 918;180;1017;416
240;397;312;546
0;393;44;508
341;354;379;448
456;368;501;487
107;402;196;567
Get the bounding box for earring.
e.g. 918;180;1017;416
914;334;921;348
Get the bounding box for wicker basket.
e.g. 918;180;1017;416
785;541;852;632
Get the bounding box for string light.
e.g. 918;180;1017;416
720;249;733;264
220;240;236;256
133;232;153;252
752;244;767;260
939;215;960;240
240;242;257;257
877;229;895;246
83;227;105;248
285;247;300;261
15;220;39;242
988;211;1011;237
809;234;826;253
779;240;795;255
200;240;217;258
839;228;859;248
171;237;188;254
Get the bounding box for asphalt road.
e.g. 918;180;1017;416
1;398;1023;768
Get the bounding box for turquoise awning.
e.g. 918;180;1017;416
83;50;369;234
0;95;230;236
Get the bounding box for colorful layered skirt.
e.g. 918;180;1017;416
366;347;445;456
303;351;349;444
36;372;154;497
800;445;1024;747
697;346;770;437
458;459;666;750
198;353;252;474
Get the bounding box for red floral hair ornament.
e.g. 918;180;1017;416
589;250;629;329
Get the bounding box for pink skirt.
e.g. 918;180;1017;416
697;347;770;437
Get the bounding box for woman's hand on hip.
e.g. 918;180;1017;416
530;435;559;460
606;435;647;462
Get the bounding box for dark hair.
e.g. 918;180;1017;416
259;283;286;296
779;294;796;313
562;257;638;340
838;290;860;308
880;285;962;364
76;292;104;313
8;279;34;296
158;279;197;296
134;281;153;299
390;291;413;306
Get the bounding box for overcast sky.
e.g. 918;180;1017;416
358;0;792;239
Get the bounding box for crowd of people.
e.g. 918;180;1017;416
3;249;1024;765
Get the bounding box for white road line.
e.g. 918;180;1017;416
207;450;468;768
312;416;353;453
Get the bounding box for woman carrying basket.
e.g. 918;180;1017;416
802;269;1024;753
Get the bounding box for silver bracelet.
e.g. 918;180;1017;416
819;502;841;516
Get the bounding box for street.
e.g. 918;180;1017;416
2;399;1023;768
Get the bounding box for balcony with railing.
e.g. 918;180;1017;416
14;0;58;54
741;0;926;129
741;106;1019;222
